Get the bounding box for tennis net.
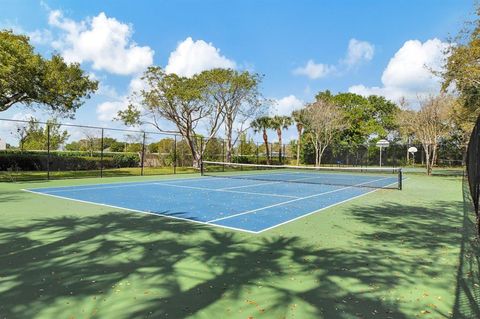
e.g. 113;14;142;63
201;161;403;190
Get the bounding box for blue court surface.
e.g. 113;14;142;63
24;174;399;233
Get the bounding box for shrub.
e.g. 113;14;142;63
112;153;140;168
0;152;139;171
232;155;254;164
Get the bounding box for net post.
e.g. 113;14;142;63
222;139;225;163
47;123;50;180
398;168;403;190
173;135;177;174
200;137;204;167
141;132;146;176
100;128;104;178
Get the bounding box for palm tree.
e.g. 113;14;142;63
270;115;293;163
292;109;308;165
251;116;273;164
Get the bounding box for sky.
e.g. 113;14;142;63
0;0;475;143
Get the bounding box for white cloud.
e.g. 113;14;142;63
294;39;373;79
48;10;154;75
293;60;333;79
165;37;236;77
27;29;53;45
0;113;36;145
96;101;127;122
272;95;304;116
349;38;449;105
0;21;52;45
95;76;147;122
0;113;35;130
128;75;148;93
343;38;374;67
97;83;120;99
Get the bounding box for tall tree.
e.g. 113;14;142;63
442;7;480;114
118;67;224;168
270;115;292;162
251;116;273;164
292;109;308;165
315;91;399;145
304;99;346;166
198;69;264;162
0;30;98;117
20;118;69;150
398;95;454;175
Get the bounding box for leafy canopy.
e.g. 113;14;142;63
0;30;98;117
441;7;480;112
19;118;69;150
314;90;399;145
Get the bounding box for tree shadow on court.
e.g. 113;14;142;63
0;197;466;318
0;190;24;203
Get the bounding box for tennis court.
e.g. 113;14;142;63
24;162;402;233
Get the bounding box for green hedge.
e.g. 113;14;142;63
0;150;138;158
0;153;140;171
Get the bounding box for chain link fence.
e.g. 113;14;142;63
0;118;467;182
0;119;198;181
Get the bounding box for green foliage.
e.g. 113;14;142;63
125;143;142;153
203;138;223;161
64;141;81;151
231;155;251;163
148;138;175;154
0;30;98;116
270;115;292;131
112;153;140;168
251;116;272;132
300;135;316;165
109;141;125;152
66;137;126;153
315;90;399;145
442;8;480;112
0;151;140;171
20;118;69;150
237;133;257;156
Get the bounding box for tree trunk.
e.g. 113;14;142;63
296;127;302;165
225;116;233;162
263;129;270;165
431;143;438;168
424;144;432;175
314;142;320;167
184;131;201;169
277;129;282;163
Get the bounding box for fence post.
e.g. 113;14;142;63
173;135;177;174
256;143;259;164
222;139;225;163
100;128;104;178
200;137;204;168
398;169;403;190
141;132;146;176
47;123;50;180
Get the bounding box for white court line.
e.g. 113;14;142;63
32;177;219;193
220;180;283;190
153;182;298;199
21;188;258;234
22;175;405;234
207;176;392;223
257;178;402;233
